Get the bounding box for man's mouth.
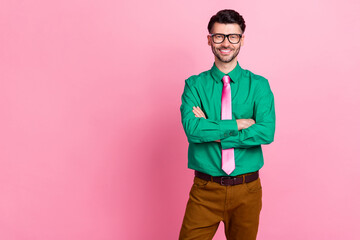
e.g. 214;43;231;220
219;49;231;54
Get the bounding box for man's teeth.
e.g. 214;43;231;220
220;49;230;52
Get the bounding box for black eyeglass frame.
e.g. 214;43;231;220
209;33;243;44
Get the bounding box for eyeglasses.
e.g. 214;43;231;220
210;33;242;44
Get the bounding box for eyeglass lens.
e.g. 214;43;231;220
212;34;241;44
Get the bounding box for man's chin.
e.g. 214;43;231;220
216;55;234;63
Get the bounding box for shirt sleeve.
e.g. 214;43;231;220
180;79;238;143
220;79;276;149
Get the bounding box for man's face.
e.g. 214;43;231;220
207;22;244;64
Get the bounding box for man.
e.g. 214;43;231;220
179;9;276;240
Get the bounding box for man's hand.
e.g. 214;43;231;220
192;106;207;119
236;119;256;130
193;106;220;143
193;106;220;142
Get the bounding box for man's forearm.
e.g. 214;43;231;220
192;106;255;142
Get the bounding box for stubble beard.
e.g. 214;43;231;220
211;44;241;63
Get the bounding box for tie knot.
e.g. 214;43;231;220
222;75;231;85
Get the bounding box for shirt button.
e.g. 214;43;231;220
224;133;228;137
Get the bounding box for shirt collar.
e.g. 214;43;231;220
210;61;243;83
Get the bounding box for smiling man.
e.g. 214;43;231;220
179;10;276;240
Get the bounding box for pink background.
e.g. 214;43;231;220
1;0;360;239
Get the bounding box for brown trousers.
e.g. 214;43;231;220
179;173;262;240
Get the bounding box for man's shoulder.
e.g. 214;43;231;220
243;68;272;94
185;69;211;86
243;68;269;84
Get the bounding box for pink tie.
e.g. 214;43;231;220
221;75;235;175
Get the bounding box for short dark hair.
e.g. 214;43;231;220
207;9;246;34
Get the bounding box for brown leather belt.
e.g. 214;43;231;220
195;170;259;186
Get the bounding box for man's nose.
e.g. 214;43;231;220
221;37;231;47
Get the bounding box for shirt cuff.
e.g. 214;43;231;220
220;133;239;149
219;120;238;140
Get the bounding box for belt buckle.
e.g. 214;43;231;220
220;176;235;186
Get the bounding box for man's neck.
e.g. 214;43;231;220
214;58;237;74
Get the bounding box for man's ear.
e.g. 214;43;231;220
207;35;211;46
240;34;245;47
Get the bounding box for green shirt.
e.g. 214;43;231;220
180;61;276;176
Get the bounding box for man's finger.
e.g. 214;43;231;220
193;107;206;119
193;111;200;117
192;106;200;114
192;108;202;118
198;109;206;118
193;107;204;116
196;107;206;117
192;108;201;116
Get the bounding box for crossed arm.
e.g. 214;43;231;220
180;79;275;148
192;106;255;142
